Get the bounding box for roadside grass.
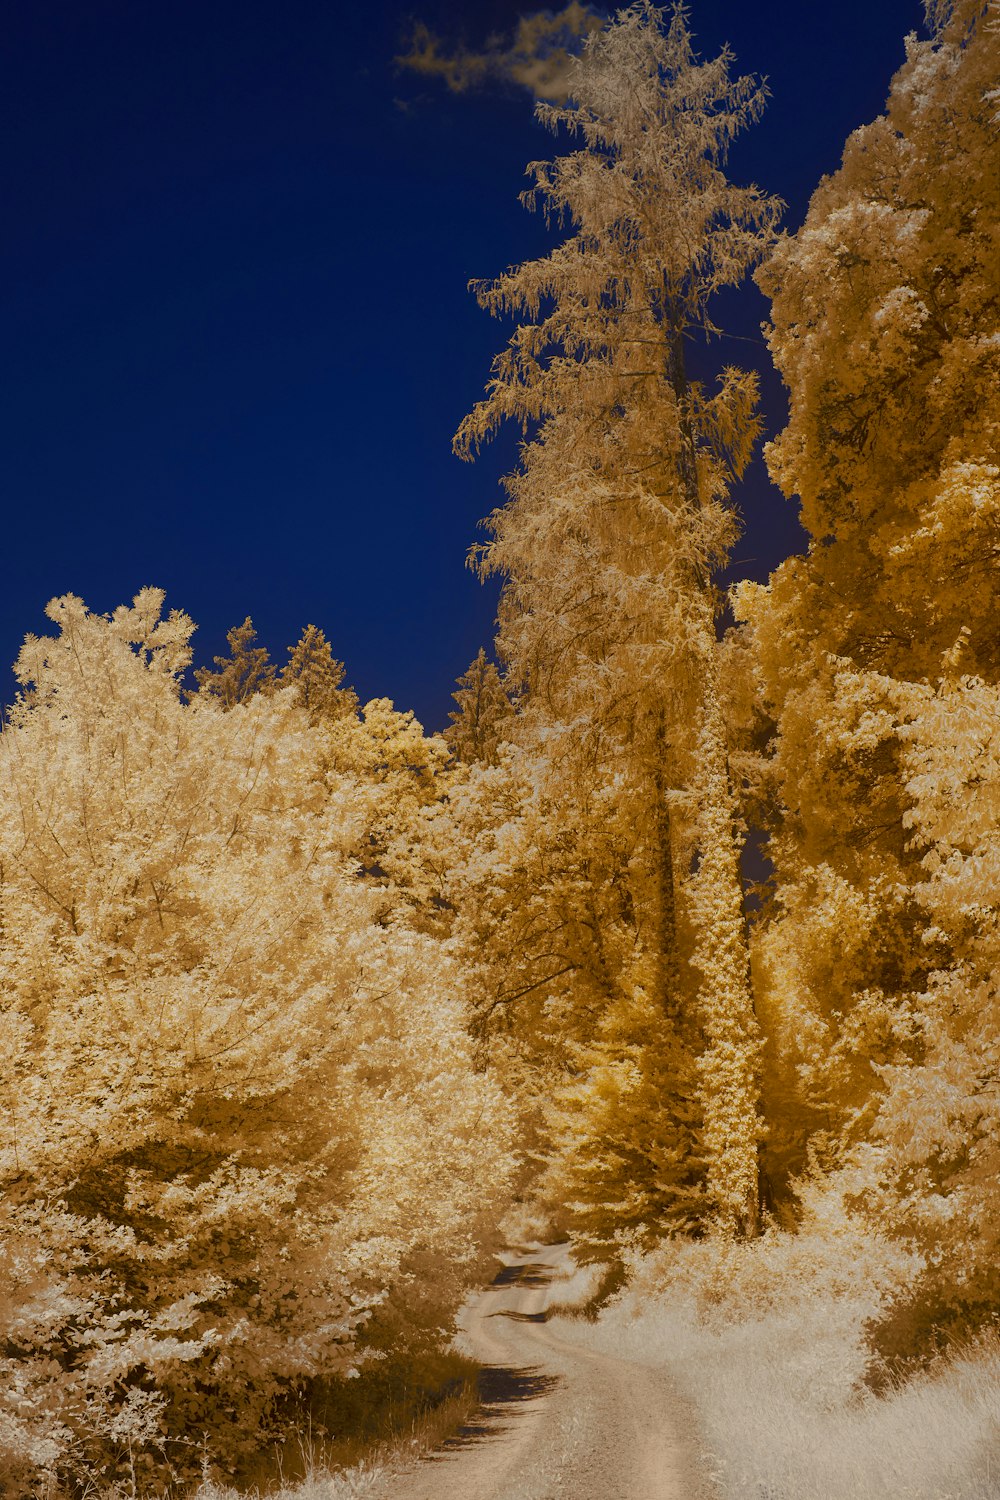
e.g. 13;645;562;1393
83;1350;481;1500
535;1253;605;1315
550;1226;1000;1500
193;1351;481;1500
191;1458;384;1500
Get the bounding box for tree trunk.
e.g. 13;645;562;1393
651;709;680;1017
662;313;763;1236
686;682;762;1237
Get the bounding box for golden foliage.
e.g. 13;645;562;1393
0;591;513;1491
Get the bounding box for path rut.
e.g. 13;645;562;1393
376;1245;712;1500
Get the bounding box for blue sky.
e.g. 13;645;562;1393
1;0;923;729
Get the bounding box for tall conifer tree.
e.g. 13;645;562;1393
193;616;275;706
456;0;781;1235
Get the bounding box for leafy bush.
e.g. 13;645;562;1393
0;592;513;1493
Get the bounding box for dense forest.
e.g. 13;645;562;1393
0;1;997;1494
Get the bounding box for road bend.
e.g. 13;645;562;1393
376;1244;713;1500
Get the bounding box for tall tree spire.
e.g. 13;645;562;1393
456;1;780;1236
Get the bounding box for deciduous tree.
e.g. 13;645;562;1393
0;591;513;1492
736;0;999;1318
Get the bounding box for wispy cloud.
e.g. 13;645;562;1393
396;4;604;102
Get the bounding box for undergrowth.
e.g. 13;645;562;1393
67;1350;481;1500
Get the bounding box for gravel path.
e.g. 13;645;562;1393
376;1245;712;1500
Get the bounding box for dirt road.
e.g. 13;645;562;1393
377;1245;712;1500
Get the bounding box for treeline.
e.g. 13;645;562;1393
441;0;999;1352
0;0;997;1492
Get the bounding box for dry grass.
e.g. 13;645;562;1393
187;1370;480;1500
551;1228;1000;1500
192;1462;384;1500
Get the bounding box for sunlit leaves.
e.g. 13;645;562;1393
0;591;513;1489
